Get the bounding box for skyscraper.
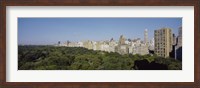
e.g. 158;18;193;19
144;29;148;44
149;38;154;50
175;27;182;60
117;35;129;54
154;28;173;58
177;27;182;48
172;34;176;45
119;35;126;45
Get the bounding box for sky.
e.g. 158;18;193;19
18;18;182;45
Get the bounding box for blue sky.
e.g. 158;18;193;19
18;18;182;45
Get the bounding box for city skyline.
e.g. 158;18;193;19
18;18;182;45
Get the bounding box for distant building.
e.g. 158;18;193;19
154;28;173;58
83;40;93;49
101;41;110;52
128;38;149;55
116;45;129;55
177;27;182;48
119;35;126;45
169;27;182;60
68;42;76;47
117;35;128;54
132;43;149;55
96;41;102;50
55;31;152;56
175;27;182;60
58;41;61;46
172;34;177;45
149;38;154;51
77;42;83;47
144;29;148;44
109;38;117;52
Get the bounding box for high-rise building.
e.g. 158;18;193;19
57;41;61;46
117;35;129;54
83;40;93;49
109;38;117;52
119;35;126;45
175;27;182;60
149;38;154;50
177;27;182;48
154;28;173;58
172;34;176;45
116;45;129;55
144;29;148;44
169;33;177;58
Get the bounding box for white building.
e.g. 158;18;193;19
56;35;149;55
149;38;154;50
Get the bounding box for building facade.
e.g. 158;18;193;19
177;27;182;48
144;29;148;44
56;30;150;56
154;28;173;58
175;27;182;60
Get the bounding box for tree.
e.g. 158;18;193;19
18;45;182;70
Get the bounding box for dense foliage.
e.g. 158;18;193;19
18;45;182;70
